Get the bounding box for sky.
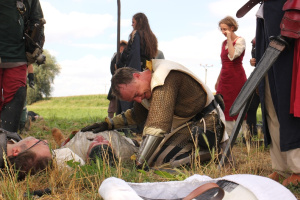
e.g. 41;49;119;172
40;0;261;97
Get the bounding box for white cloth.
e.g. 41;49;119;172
53;148;85;168
256;3;264;19
99;174;297;200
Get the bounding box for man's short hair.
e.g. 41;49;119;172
7;150;52;180
111;67;139;98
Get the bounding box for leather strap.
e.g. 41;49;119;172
192;100;216;122
236;0;262;18
140;182;224;200
183;183;224;200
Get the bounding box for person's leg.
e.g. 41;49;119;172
18;101;28;133
225;121;234;137
108;98;117;118
265;76;290;179
1;65;27;132
246;92;260;136
2;65;27;105
225;120;246;139
282;148;300;186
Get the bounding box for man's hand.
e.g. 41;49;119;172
28;73;35;88
250;58;256;66
81;122;108;133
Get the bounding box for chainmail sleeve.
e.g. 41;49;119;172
132;102;148;125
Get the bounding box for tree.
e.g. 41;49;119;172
27;50;61;104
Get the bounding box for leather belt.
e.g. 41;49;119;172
236;0;262;18
192;100;216;122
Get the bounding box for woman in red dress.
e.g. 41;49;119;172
215;16;247;137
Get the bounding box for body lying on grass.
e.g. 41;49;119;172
52;128;138;166
0;127;138;180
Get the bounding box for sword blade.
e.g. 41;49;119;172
229;36;287;116
218;93;254;169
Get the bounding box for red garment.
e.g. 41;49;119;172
217;39;247;121
0;65;27;111
290;39;300;117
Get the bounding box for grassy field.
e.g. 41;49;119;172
0;94;299;199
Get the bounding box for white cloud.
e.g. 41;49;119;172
71;43;114;50
44;0;259;97
52;55;112;97
41;1;115;43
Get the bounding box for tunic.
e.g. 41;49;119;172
217;38;247;121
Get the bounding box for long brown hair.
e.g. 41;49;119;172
131;13;158;58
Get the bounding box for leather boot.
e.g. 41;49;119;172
268;172;285;182
282;174;300;186
1;86;26;132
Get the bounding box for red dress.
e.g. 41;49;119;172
217;39;247;121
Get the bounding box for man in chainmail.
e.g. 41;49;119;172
82;59;229;168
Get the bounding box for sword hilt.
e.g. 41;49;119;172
269;35;289;51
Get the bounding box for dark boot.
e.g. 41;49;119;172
1;86;26;132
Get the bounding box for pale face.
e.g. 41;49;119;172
219;23;233;37
132;18;137;30
119;73;151;103
17;137;52;159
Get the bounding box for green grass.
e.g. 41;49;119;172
0;95;297;199
28;94;108;120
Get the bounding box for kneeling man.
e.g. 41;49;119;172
82;59;229;168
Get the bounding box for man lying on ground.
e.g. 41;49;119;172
0;128;138;180
51;128;138;166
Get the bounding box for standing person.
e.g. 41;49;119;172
254;0;300;186
215;16;247;137
247;38;261;138
107;40;128;119
116;12;158;116
0;0;44;132
82;59;229;168
117;12;158;71
116;12;158;134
